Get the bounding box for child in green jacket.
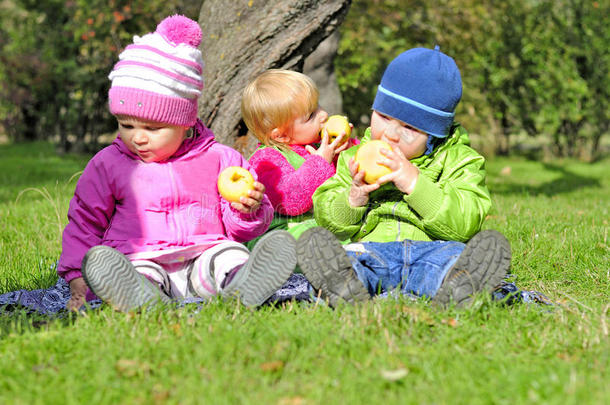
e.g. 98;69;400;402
296;46;511;307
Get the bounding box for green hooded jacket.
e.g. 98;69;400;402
312;124;491;243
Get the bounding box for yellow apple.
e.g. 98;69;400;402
321;115;351;145
354;140;393;184
217;166;255;203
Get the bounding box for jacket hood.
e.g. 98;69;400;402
113;118;217;161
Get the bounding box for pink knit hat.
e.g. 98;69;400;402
108;15;204;127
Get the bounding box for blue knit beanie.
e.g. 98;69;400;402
372;46;462;138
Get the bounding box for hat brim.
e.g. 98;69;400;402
373;91;453;138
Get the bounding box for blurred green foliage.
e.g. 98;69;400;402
0;0;188;152
0;0;607;159
337;0;609;159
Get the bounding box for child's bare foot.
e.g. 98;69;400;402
67;277;88;311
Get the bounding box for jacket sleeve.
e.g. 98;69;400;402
249;147;335;216
403;146;491;241
219;149;273;243
314;143;492;243
313;147;368;241
57;156;116;283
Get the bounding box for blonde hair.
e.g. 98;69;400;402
241;69;319;147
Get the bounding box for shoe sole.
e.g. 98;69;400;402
82;246;171;312
435;230;511;307
296;227;369;307
224;231;296;307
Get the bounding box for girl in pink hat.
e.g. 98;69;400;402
58;15;295;312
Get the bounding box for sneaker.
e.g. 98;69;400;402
82;245;171;312
434;230;511;307
222;230;297;307
296;227;369;307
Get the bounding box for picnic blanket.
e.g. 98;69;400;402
0;273;312;315
0;267;551;315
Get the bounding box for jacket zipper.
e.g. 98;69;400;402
167;162;184;245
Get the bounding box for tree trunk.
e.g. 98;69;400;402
197;0;351;155
303;30;343;115
495;111;510;156
178;0;203;20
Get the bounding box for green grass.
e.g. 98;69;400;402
0;142;608;404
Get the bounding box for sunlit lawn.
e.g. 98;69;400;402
0;141;608;404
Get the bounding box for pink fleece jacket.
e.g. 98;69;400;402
248;144;337;216
57;120;273;284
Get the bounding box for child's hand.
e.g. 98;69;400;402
67;277;88;312
375;145;419;194
231;181;266;214
306;130;350;164
347;157;380;207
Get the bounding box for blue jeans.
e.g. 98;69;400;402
344;239;465;298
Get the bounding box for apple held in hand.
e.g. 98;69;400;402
217;166;255;203
354;140;393;184
321;115;351;145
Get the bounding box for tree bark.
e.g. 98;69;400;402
197;0;351;155
303;30;343;115
178;0;203;20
